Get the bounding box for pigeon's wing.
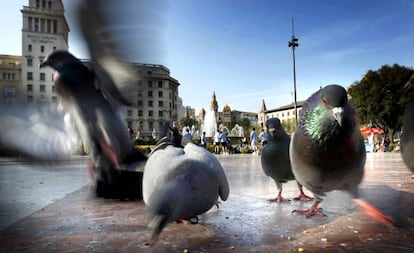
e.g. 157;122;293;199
0;104;79;161
77;0;166;105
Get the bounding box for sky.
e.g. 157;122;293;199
1;0;414;114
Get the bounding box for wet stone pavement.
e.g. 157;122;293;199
0;152;413;252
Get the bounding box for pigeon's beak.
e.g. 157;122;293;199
268;128;275;138
39;60;48;68
332;107;344;127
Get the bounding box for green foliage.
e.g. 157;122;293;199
281;118;296;134
348;64;414;137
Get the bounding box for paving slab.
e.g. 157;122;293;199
0;152;413;252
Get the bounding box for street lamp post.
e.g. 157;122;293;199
288;19;299;125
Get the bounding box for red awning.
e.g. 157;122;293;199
360;127;384;135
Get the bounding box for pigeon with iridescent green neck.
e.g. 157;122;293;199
290;84;366;217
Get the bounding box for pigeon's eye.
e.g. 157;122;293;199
321;97;328;106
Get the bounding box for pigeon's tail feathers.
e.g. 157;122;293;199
148;214;168;245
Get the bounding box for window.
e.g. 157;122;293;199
158;91;163;97
158;81;163;88
36;0;40;8
148;100;153;107
137;100;143;106
3;86;16;97
53;20;57;33
47;19;51;33
158;101;164;107
27;72;33;80
27;84;33;91
40;73;45;80
34;18;39;32
52;85;56;92
41;45;45;53
27;58;33;67
148;90;153;97
28;17;33;31
52;46;56;51
158;111;163;117
28;44;32;52
148;121;153;130
40;84;46;92
137;90;142;97
138;110;143;117
52;96;58;103
147;80;153;88
127;110;132;117
148;111;153;117
27;95;33;102
3;73;16;80
48;1;52;9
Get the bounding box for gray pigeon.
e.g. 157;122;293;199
143;122;230;243
290;84;366;217
260;117;312;202
401;74;414;173
0;0;165;199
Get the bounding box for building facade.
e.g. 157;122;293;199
20;0;69;104
123;63;180;138
0;55;22;105
258;100;304;134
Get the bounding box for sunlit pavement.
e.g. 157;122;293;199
0;152;413;252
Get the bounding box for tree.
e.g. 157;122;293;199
348;64;413;138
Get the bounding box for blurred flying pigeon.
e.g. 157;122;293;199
260;117;312;202
0;0;168;199
401;74;414;173
290;84;388;220
143;122;230;243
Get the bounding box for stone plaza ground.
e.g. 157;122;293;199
0;152;413;252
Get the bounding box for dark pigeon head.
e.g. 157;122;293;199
321;84;348;126
266;117;282;139
40;50;82;72
321;84;348;108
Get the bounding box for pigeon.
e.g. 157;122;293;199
290;84;379;218
0;0;167;199
401;74;414;174
143;122;230;243
260;117;312;202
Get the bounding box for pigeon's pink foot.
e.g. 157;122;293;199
293;201;326;217
268;192;290;202
293;190;314;201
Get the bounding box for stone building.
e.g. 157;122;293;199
20;0;69;104
0;55;22;105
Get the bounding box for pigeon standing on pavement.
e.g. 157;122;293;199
289;84;366;217
260;117;312;202
0;0;167;199
143;122;230;243
401;74;414;173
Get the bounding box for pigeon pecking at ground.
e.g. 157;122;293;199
0;0;168;199
260;117;313;202
401;74;414;174
289;84;393;224
142;122;230;244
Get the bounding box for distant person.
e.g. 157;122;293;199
250;128;259;155
200;131;207;148
259;129;268;146
220;131;228;155
183;128;192;139
383;136;391;152
213;130;221;154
